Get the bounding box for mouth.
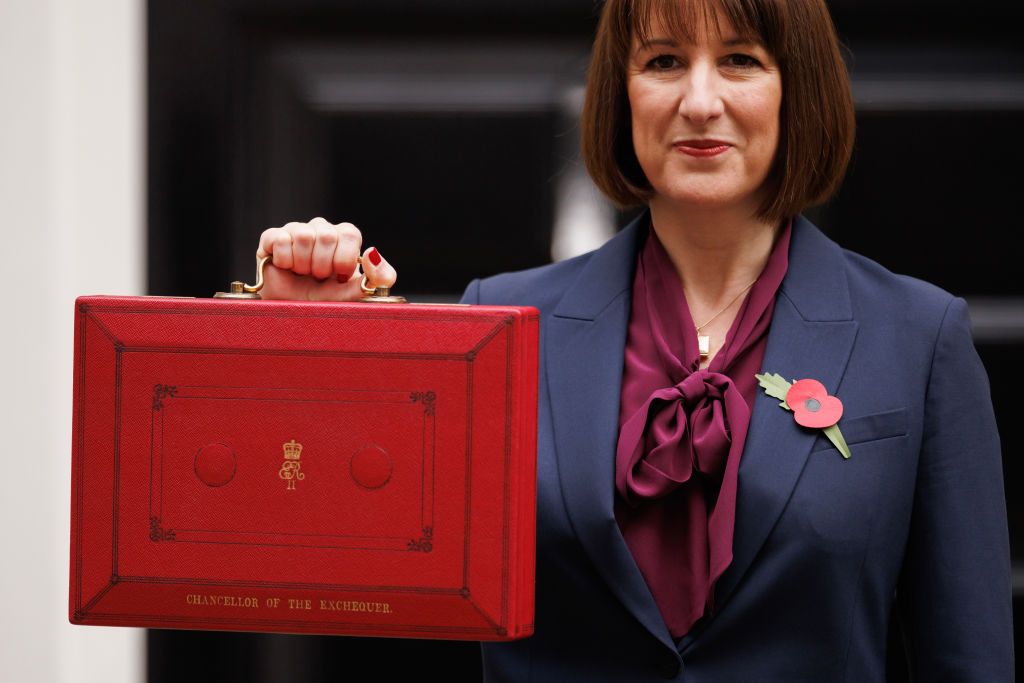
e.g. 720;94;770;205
673;139;731;158
674;138;731;149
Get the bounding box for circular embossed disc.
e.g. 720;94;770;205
350;445;393;490
194;443;236;487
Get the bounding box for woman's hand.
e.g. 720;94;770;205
255;217;397;301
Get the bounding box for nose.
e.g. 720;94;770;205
677;60;724;125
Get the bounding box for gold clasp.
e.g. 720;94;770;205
213;254;271;299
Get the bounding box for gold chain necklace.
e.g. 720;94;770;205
693;278;757;360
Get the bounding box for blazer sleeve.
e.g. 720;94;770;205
459;278;482;305
895;296;1014;680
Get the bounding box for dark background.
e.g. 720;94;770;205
147;0;1024;680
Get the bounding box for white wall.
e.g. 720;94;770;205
0;0;145;681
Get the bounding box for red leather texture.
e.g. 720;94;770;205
69;295;538;640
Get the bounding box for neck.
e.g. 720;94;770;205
648;198;781;313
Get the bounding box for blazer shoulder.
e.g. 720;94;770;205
461;249;598;314
839;244;961;328
786;216;964;344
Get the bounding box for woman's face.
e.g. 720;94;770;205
626;13;782;215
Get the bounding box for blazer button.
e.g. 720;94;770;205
659;656;681;679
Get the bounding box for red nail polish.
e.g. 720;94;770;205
367;247;382;266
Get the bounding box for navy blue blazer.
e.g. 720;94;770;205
459;213;1013;682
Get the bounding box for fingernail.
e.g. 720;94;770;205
367;247;381;266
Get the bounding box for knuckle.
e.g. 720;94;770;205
272;236;291;255
337;222;362;243
309;216;330;226
292;226;316;247
316;225;338;245
335;240;357;257
258;227;281;253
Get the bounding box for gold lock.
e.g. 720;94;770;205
214;254;406;303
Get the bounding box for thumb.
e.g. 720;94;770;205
323;246;398;301
355;246;397;292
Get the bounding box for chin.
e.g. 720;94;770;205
651;179;764;214
657;189;746;210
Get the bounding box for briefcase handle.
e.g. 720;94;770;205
214;254;407;303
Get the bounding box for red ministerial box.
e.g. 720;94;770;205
69;295;537;640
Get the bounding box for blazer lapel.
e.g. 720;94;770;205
682;216;859;649
545;214;676;649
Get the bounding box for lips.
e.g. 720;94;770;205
675;139;731;149
673;139;731;158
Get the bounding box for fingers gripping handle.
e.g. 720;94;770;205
213;254;406;302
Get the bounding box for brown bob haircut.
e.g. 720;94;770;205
580;0;856;223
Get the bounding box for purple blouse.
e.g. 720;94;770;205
614;217;792;639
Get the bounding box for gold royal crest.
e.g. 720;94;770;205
278;439;305;490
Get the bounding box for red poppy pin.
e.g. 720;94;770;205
754;372;852;459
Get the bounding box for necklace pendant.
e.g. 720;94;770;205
697;334;710;359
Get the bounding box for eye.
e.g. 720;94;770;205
646;54;681;71
725;53;762;68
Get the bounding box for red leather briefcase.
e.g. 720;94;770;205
69;276;538;641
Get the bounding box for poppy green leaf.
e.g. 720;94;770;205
755;372;793;410
822;423;852;459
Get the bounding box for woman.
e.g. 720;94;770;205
256;0;1013;680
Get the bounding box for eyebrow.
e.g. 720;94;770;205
637;36;761;49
